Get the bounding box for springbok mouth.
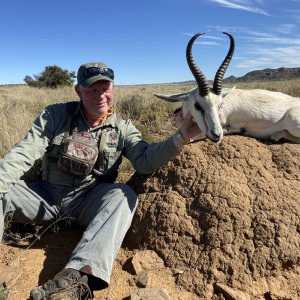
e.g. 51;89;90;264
209;137;221;143
207;130;222;142
205;134;221;143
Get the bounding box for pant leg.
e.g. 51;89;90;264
62;182;138;289
0;180;62;240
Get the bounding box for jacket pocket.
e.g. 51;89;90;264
46;135;64;158
104;149;122;174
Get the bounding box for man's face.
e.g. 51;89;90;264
75;80;114;117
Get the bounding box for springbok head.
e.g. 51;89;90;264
154;32;235;142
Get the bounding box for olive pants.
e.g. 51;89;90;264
0;180;138;289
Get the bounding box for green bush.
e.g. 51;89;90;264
24;65;75;88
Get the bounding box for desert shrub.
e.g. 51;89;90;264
115;91;177;142
24;65;75;88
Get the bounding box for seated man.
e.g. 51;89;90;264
0;62;201;300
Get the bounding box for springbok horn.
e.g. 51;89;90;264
212;32;235;95
186;32;209;97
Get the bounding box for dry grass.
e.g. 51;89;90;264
0;85;77;157
0;80;299;178
227;78;300;97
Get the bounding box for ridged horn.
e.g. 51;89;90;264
212;32;235;95
186;32;209;97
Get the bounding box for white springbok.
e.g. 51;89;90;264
155;32;300;144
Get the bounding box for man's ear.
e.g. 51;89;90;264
75;84;81;97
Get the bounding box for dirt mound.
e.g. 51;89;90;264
125;136;300;299
1;135;300;299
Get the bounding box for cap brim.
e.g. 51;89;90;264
79;75;113;87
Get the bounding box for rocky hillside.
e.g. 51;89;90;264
224;67;300;83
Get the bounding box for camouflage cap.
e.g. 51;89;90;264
77;62;114;87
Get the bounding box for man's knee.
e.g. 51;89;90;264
113;183;138;212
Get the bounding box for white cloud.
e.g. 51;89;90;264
240;30;274;38
211;26;300;74
235;45;300;70
201;41;222;46
182;32;224;45
243;36;300;46
208;0;270;15
276;24;296;34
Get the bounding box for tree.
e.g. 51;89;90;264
24;75;38;87
24;65;75;88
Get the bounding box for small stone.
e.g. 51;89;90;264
214;283;250;300
171;268;184;276
267;291;294;300
128;278;135;286
130;287;170;300
131;250;165;274
135;271;149;288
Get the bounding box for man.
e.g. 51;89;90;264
0;62;201;299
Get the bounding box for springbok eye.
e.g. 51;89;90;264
194;102;205;114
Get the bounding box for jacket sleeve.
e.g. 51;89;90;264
122;119;181;174
0;106;55;194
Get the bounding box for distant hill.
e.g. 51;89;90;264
224;67;300;83
171;67;300;86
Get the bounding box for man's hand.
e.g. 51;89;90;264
174;108;204;142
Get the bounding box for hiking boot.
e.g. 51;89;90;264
30;268;92;300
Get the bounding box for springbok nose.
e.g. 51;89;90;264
210;130;222;141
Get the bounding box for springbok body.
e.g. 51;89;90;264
155;32;300;143
218;88;300;143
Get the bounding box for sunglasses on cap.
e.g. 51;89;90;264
84;67;114;80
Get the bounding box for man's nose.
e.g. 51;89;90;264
97;89;106;96
99;92;106;99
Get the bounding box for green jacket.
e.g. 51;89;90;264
0;101;180;193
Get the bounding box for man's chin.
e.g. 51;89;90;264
95;105;108;113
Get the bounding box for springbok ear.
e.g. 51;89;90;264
222;86;236;98
154;92;190;103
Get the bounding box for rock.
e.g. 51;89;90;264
171;268;184;276
266;291;294;300
131;250;165;274
135;271;149;288
128;278;135;286
214;282;250;300
130;287;170;300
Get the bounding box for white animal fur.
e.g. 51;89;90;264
219;87;300;143
155;86;300;143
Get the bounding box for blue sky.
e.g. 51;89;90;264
1;0;300;85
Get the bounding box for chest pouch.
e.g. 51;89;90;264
57;112;99;177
